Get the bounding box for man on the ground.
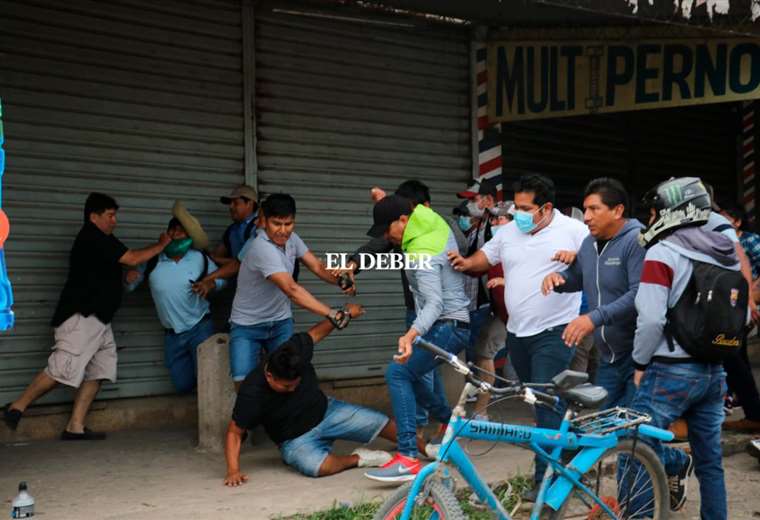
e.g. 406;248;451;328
224;304;416;482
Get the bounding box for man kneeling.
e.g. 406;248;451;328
224;304;411;484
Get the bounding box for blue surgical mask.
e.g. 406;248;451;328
490;224;504;235
514;210;537;234
458;216;472;232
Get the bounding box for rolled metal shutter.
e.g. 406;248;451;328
254;6;471;379
0;0;244;404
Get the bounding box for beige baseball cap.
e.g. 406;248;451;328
220;184;257;205
172;200;209;250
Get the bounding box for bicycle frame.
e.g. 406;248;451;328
397;382;672;520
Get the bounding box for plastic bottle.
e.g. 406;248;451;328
10;481;34;518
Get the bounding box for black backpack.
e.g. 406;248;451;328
144;250;210;284
665;260;748;363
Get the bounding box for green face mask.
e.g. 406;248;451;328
164;237;193;257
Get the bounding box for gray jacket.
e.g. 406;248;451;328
557;219;646;363
632;226;741;368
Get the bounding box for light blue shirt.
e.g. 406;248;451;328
230;231;308;326
140;251;225;333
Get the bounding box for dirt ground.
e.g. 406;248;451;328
1;423;758;519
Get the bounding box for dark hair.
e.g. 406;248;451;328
395;180;431;206
721;204;748;231
584;177;629;215
262;193;296;219
513;174;555;206
84;192;119;223
266;343;303;380
167;217;183;231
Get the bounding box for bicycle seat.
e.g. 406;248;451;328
551;370;589;390
561;383;608;409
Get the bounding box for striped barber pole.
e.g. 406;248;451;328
742;101;756;224
474;43;503;199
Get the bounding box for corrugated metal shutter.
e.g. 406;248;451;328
0;0;244;404
254;6;471;379
500;103;739;210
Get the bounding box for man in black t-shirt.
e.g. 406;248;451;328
2;192;171;440
224;304;424;483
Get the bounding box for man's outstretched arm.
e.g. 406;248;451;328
224;420;248;487
306;303;365;345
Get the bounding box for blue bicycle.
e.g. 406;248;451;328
374;339;674;520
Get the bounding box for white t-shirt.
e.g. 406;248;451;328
481;210;589;337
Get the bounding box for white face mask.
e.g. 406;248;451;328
466;201;484;218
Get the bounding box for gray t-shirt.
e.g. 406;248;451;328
230;231;308;326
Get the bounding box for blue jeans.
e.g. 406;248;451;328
386;321;469;457
595;351;636;409
630;362;727;520
466;306;491;362
406;309;444;427
280;398;389;477
164;316;215;394
507;327;575;483
229;318;294;381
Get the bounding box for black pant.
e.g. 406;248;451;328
723;337;760;421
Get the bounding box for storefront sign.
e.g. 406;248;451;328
487;39;760;122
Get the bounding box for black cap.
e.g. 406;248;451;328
367;195;413;238
478;178;498;198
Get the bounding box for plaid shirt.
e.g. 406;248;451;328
740;231;760;279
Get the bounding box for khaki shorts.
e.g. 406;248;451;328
474;315;507;360
45;313;117;387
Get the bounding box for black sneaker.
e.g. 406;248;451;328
668;454;694;511
60;427;106;441
2;404;22;430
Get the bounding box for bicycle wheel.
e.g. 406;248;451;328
373;479;466;520
550;439;669;520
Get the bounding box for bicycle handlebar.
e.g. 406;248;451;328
414;337;560;407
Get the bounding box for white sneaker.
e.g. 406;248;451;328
352;448;392;468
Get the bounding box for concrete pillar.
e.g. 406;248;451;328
197;333;236;453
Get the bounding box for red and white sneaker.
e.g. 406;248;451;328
363;453;422;483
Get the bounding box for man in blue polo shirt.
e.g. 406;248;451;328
212;185;258;265
129;207;225;393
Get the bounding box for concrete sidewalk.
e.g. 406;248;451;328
2;414;759;519
0;427;536;520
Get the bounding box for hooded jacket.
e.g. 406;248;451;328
632;226;741;369
402;205;470;336
557;219;645;363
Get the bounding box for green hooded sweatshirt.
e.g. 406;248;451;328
401;205;451;256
